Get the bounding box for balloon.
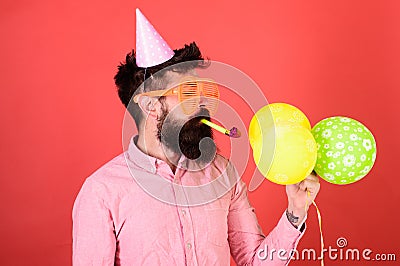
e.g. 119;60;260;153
253;123;317;185
312;117;377;185
249;103;311;148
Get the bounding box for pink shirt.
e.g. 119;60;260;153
73;136;306;265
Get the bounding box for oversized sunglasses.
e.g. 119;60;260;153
133;76;220;115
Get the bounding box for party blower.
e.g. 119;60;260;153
201;119;241;138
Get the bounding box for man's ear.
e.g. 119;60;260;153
137;96;158;119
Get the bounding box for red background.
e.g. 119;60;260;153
1;0;399;265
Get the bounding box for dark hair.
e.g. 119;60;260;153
114;42;205;127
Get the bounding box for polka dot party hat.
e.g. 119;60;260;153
136;8;174;67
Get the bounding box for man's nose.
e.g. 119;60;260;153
198;93;208;107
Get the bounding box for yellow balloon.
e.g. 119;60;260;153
253;123;317;185
249;103;311;148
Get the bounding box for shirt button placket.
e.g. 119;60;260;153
180;208;195;265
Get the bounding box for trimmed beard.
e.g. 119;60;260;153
157;105;216;165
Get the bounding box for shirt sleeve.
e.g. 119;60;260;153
72;179;117;265
227;179;306;266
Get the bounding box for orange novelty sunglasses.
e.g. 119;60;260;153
133;76;220;115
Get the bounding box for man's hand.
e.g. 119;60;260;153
285;173;320;228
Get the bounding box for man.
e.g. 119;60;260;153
73;10;320;266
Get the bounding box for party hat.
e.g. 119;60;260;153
136;8;174;67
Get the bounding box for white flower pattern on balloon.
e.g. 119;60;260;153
328;162;336;170
350;134;358;141
335;142;345;149
363;139;372;151
312;116;376;184
360;166;370;174
324;173;335;180
348;146;354;151
291;111;304;123
271;105;282;113
306;139;316;152
343;154;356;167
322;129;332;138
275;173;289;183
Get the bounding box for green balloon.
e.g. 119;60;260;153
311;117;376;185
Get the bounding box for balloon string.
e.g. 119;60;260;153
306;190;324;266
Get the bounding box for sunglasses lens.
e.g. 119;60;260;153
180;82;199;115
178;79;220;115
202;82;219;115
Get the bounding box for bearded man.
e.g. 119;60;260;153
72;9;320;266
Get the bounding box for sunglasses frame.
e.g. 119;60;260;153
133;87;179;103
132;77;220;108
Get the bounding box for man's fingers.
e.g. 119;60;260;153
298;177;320;194
305;174;319;182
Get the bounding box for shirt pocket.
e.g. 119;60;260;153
205;197;230;247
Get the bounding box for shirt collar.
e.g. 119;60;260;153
127;135;158;173
126;135;188;174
